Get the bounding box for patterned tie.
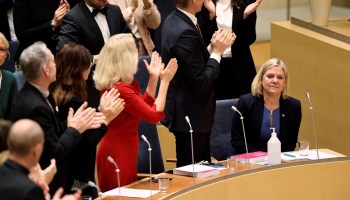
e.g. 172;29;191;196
91;7;108;17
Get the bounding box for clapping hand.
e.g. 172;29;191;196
52;0;70;27
211;28;236;55
67;102;104;133
144;51;163;81
160;58;178;83
99;88;125;125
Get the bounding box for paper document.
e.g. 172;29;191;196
102;188;159;198
281;150;338;161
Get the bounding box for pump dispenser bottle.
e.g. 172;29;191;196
267;127;281;165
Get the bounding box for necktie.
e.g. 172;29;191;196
195;23;203;39
91;7;108;17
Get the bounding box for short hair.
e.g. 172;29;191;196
19;42;50;82
7;119;44;156
251;58;289;99
51;43;91;106
0;32;9;49
93;34;138;91
0;120;12;152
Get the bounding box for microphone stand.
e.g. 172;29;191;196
107;156;121;198
306;92;319;159
185;116;195;185
231;106;250;169
141;135;153;200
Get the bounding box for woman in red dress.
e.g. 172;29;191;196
93;33;177;192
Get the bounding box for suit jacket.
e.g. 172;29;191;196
109;0;160;55
10;82;81;195
0;159;45;200
13;0;66;59
57;96;107;198
57;2;131;108
231;93;302;154
57;2;130;55
161;9;220;133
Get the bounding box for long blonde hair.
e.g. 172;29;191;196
251;58;289;99
93;34;138;91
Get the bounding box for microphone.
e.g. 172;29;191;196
141;135;153;199
107;156;121;196
87;181;103;196
306;92;319;159
184;116;195;184
231;106;250;169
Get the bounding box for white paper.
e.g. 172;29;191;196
281;150;338;161
102;188;159;198
174;164;218;172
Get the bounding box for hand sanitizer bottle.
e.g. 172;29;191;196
268;127;281;165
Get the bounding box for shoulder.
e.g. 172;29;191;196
283;96;301;107
239;93;258;103
1;70;14;78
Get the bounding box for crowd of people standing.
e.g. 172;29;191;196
0;0;303;199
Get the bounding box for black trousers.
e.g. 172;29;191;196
173;131;211;167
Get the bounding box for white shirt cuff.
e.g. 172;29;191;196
210;53;221;63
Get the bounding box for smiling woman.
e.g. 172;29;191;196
231;58;302;154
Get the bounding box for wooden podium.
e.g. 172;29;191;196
98;150;350;200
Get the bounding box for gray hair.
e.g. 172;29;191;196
19;42;50;82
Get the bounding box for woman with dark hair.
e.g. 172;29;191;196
50;43;125;198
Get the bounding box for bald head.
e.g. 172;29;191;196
7;119;44;156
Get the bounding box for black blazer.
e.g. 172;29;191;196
57;96;107;198
161;9;220;133
231;93;302;154
0;159;45;200
10;82;81;195
57;2;130;55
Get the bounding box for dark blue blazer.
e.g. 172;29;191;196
161;9;220;133
231;93;302;154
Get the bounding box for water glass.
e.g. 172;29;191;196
158;177;170;193
226;156;236;173
299;140;310;156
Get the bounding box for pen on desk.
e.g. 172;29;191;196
283;153;296;158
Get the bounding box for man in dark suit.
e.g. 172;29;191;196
57;0;131;109
161;0;236;167
10;42;103;196
0;119;82;200
0;119;46;200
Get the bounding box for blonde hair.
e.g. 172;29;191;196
251;58;289;99
0;32;9;49
93;34;138;91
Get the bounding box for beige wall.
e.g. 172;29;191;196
271;21;350;156
260;0;350;9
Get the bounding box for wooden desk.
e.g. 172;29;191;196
98;149;348;200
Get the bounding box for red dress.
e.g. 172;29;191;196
96;81;164;192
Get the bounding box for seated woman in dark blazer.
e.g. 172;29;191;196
231;58;302;154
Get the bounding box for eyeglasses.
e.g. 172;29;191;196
0;48;7;54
